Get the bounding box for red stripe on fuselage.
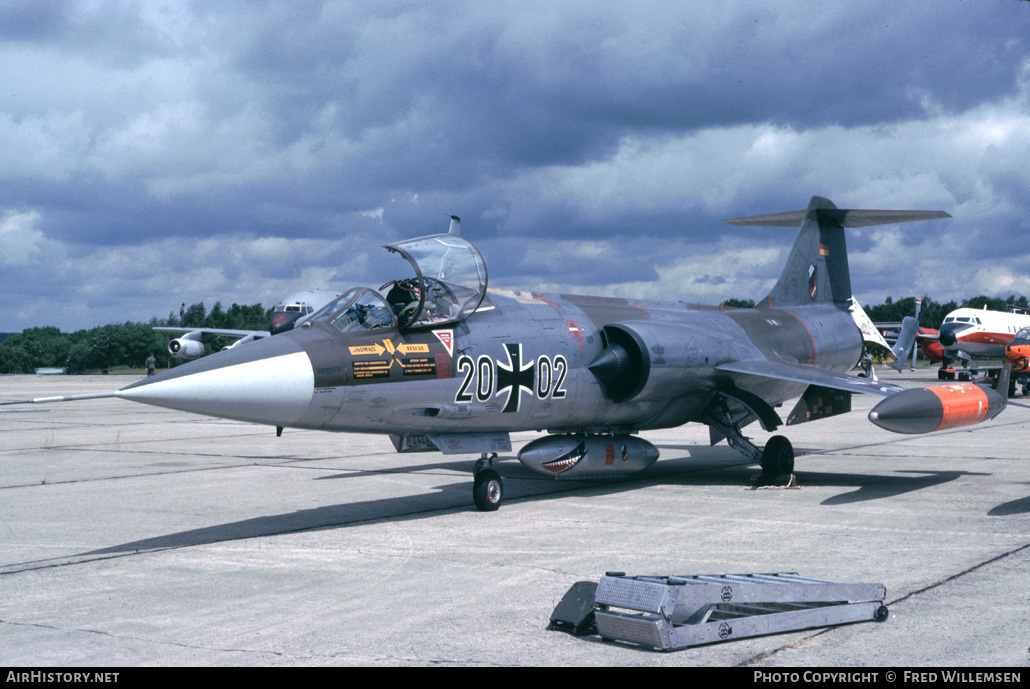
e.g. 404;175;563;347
956;330;1015;346
782;310;818;364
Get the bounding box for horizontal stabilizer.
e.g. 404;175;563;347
724;208;950;228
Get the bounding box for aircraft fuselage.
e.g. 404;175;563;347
126;288;862;439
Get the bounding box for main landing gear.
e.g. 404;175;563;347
706;411;795;482
473;453;503;511
760;435;795;480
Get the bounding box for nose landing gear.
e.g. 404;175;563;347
473;453;503;511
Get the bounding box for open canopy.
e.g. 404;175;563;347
384;234;487;329
308;232;487;333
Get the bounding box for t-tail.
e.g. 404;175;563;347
725;196;950;310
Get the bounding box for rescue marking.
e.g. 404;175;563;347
349;343;386;356
349;337;441;380
349;339;429;357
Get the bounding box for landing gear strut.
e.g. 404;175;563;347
473;453;503;511
705;408;795;483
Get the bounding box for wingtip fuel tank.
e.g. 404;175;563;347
868;383;1006;434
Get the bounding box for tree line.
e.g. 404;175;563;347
2;294;1027;374
723;294;1029;329
0;302;271;374
862;294;1029;328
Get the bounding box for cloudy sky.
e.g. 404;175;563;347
3;0;1030;332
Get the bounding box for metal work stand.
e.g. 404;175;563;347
552;572;887;651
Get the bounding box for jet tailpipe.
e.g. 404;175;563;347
518;435;659;479
868;383;1005;434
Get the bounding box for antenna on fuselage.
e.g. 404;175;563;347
447;214;461;235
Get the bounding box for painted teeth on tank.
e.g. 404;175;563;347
541;454;585;474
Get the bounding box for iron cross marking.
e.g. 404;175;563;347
495;343;535;413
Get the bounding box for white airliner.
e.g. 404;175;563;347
937;306;1030;361
155;289;342;360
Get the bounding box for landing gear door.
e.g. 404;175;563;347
384;234;488;330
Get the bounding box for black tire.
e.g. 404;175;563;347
473;469;503;511
761;435;795;479
875;605;889;622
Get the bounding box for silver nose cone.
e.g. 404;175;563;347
118;335;314;426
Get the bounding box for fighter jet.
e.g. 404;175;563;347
156;289;342;360
5;198;1014;511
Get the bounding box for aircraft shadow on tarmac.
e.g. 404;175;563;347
79;451;755;557
988;494;1030;517
77;447;1019;559
810;469;990;506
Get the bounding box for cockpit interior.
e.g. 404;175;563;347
307;233;487;333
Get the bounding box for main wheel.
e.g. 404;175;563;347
761;435;794;479
473;469;503;511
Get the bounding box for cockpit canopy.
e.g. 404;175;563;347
308;232;487;333
1015;327;1030;341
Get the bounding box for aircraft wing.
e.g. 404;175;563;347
153;327;272;341
716;359;904;397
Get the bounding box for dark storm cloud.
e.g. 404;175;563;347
0;1;68;40
2;1;1030;330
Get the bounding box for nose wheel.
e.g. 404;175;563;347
473;453;503;511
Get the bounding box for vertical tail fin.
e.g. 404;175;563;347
724;197;950;309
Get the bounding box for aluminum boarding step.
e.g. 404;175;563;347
552;572;887;651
